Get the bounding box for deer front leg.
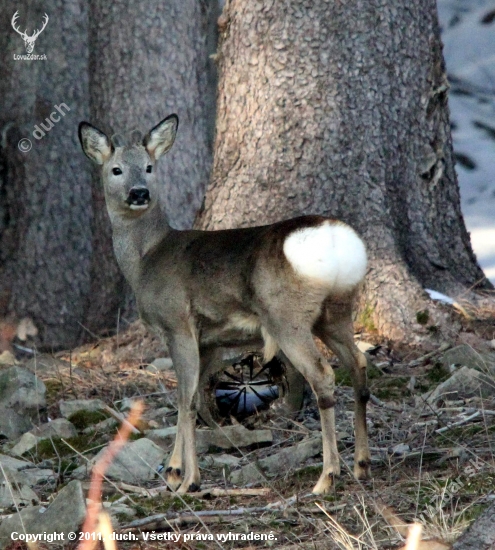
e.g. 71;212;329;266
166;332;201;493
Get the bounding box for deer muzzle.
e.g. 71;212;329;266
126;187;150;210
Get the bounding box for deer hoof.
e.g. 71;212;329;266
312;471;336;495
165;467;182;490
354;459;371;480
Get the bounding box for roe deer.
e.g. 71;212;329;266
78;114;371;494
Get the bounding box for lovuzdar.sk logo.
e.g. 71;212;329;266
12;10;48;61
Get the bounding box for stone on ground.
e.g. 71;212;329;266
426;366;495;405
59;398;106;418
10;418;77;456
230;436;322;485
0;480;85;550
74;438;166;483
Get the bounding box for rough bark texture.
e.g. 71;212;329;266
453;502;495;550
197;0;491;341
0;1;91;349
86;0;213;336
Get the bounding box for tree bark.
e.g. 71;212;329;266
196;0;491;342
0;0;91;349
452;502;495;550
85;0;214;336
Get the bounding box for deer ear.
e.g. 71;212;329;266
78;122;112;165
143;114;178;160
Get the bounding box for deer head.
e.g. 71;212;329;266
11;11;49;54
78;115;178;219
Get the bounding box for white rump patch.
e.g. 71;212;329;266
283;222;367;291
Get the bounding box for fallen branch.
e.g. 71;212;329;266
121;493;310;532
370;394;402;411
407;343;451;368
115;482;271;499
435;411;481;434
102;404;142;434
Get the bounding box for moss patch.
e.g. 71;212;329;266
427;362;450;384
30;434;106;460
416;309;430;325
358;303;376;332
335;362;382;387
68;409;109;431
133;494;204;518
371;376;409;400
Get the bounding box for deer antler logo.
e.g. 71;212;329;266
11;11;49;54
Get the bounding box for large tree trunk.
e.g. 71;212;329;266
0;0;91;349
196;0;491;341
85;0;214;336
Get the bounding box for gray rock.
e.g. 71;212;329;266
0;408;33;440
146;357;174;372
441;345;495;374
147;425;273;454
0;351;16;366
77;438;166;483
0;454;34;471
146;426;178;450
202;453;241;468
0;480;86;549
197;425;273;452
2;468;55;487
24;354;71;375
10;419;77;456
9;433;38;457
0;366;46;417
213;453;241;467
391;443;410;455
82;417;118;434
0;467;39;508
426;366;495;405
145;406;176;425
59;398;106;418
230;436;322;485
104;502;136;525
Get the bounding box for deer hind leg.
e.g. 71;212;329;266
197;347;225;428
270;352;306;419
266;326;340;495
166;332;201;493
314;315;371;481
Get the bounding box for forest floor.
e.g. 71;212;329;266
3;310;495;550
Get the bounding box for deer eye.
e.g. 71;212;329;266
146;165;152;173
112;167;122;175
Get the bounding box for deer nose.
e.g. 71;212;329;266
127;187;150;206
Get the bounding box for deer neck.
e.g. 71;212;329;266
109;202;173;286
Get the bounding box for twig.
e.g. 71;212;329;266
78;401;144;550
102;405;141;434
435;411;481;434
407;343;451;368
115;483;271;499
370;394;402;411
121;493;310;531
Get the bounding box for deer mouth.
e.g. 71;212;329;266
128;202;150;211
